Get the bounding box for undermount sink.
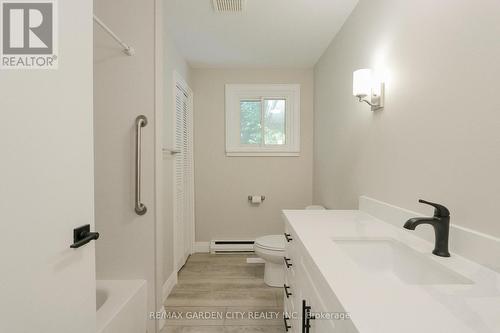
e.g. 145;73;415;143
332;238;473;285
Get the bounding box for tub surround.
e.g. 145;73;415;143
283;200;500;332
94;0;158;331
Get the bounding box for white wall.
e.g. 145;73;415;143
314;0;500;239
160;18;192;286
193;69;314;242
0;1;95;331
94;0;158;332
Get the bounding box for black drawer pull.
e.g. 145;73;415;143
70;224;99;249
306;306;316;330
284;284;292;298
284;315;292;332
284;232;293;242
302;300;316;333
284;257;293;268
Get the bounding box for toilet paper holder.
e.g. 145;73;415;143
248;195;266;202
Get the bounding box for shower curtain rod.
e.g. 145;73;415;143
93;15;135;56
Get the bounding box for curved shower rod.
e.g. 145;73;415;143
93;14;135;56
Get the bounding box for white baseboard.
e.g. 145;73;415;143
159;271;178;331
162;271;178;302
157;306;167;332
359;195;500;272
194;241;210;253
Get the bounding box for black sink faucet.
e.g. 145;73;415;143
404;199;451;257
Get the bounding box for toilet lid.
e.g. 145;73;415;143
255;234;285;251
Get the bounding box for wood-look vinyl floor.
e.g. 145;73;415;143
161;254;285;333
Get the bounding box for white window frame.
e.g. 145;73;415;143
225;84;300;157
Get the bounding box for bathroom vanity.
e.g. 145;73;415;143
283;216;354;333
282;199;500;333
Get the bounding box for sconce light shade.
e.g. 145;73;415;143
353;69;372;98
352;68;384;111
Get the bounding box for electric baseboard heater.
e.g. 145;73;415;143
210;240;255;254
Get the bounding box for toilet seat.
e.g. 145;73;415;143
254;235;285;251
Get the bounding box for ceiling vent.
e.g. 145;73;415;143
212;0;246;13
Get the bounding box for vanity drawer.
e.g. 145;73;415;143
284;297;299;333
284;227;299;278
283;280;294;301
284;228;298;257
284;258;296;281
283;276;298;317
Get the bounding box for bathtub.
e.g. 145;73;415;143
96;280;147;333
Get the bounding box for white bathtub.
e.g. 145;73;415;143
96;280;147;333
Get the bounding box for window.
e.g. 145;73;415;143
225;84;300;156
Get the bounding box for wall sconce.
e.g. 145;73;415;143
353;69;384;111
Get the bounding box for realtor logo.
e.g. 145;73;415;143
1;0;58;69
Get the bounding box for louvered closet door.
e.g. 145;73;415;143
174;83;194;271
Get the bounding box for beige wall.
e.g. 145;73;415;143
94;0;157;331
193;69;314;242
161;21;192;283
314;0;500;238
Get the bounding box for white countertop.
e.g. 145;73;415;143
283;210;500;333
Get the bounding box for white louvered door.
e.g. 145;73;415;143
174;79;195;271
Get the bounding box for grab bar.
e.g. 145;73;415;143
135;115;147;215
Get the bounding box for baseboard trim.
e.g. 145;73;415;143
157;306;167;332
194;241;210;253
159;271;178;331
162;271;178;302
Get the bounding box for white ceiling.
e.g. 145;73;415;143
164;0;359;69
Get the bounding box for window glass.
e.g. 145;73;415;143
240;100;261;145
227;84;299;156
264;99;286;145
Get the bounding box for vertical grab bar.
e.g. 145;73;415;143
135;115;148;215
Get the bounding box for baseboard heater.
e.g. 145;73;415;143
210;240;255;254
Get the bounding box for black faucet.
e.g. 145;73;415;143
404;199;451;257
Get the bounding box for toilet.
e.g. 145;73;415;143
254;234;286;287
254;205;325;287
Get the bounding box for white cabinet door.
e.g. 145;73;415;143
173;78;194;271
0;1;96;332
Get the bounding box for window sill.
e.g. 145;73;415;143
226;151;300;157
